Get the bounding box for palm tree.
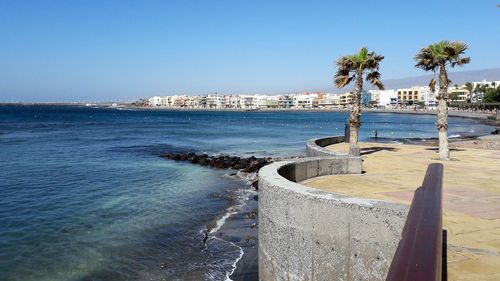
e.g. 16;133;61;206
334;47;385;156
464;82;474;103
415;41;470;160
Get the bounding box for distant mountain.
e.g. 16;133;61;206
315;68;500;93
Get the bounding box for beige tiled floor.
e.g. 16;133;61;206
302;142;500;281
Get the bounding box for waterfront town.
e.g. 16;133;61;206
143;80;500;110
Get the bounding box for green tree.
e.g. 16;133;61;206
474;84;490;102
483;87;500;103
415;41;470;160
334;47;385;156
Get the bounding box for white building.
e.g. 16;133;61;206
206;94;224;109
415;87;436;107
317;93;340;108
256;95;279;109
472;80;500;89
240;95;258;109
368;90;397;108
293;93;318;108
148;96;163;107
224;95;240;109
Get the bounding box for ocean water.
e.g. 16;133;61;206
0;106;494;281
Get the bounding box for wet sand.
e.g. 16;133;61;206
219;191;259;281
302;140;500;281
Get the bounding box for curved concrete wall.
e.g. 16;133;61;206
306;136;347;157
258;158;408;281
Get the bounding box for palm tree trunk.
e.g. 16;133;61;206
437;64;450;160
348;73;363;156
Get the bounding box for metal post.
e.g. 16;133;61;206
344;123;350;143
442;229;448;281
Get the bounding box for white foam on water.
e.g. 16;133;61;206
209;236;245;281
209;207;239;235
206;184;256;280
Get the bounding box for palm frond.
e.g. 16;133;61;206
415;40;470;71
336;56;359;72
334;47;384;89
365;71;380;81
364;52;384;70
415;47;439;71
451;56;471;67
429;78;436;92
446;41;468;56
358;47;368;62
464;82;474;93
334;75;354;88
372;78;385;90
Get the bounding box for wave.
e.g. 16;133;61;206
204;173;257;281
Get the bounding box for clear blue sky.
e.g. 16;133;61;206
1;0;499;102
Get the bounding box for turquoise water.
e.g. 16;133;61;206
0;106;493;281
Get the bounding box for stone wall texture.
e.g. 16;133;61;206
306;136;347;157
258;158;408;281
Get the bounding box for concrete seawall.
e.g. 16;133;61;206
306;136;347;157
258;157;408;281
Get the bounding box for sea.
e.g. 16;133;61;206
0;105;494;281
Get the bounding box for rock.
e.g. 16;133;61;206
190;156;199;164
245;209;258;219
162;152;273;173
198;158;209;166
251;180;259;190
213;159;227;169
253;195;258;201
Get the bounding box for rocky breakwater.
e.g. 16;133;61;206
161;152;272;175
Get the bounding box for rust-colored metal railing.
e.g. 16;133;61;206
386;163;446;281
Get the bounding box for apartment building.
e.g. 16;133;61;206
278;95;294;108
339;92;353;107
317;94;340;108
449;86;469;102
206;95;224;109
397;87;421;105
293;93;318;108
240;95;258;109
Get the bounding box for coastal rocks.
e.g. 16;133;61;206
161;152;272;173
251;180;259;190
239;235;257;247
245;209;258;219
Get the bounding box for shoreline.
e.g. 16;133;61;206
4;103;498;127
203;172;259;281
125;106;500;127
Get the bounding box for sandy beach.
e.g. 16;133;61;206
302;139;500;281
